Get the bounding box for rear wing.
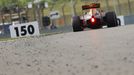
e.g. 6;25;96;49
82;3;100;10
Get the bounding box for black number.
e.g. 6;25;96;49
21;26;27;36
14;27;19;37
14;25;35;37
28;25;35;35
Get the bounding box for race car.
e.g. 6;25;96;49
72;3;120;32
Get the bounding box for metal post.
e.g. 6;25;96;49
117;0;121;15
34;0;44;30
105;0;109;11
1;11;5;25
0;7;5;25
113;0;117;14
71;0;77;16
128;0;132;15
17;6;21;24
62;3;66;25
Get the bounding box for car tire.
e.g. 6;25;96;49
117;18;121;26
72;16;83;32
105;12;118;27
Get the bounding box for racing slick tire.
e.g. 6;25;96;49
72;16;83;32
105;12;118;27
117;18;121;26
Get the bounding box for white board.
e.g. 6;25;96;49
117;16;125;26
10;21;40;38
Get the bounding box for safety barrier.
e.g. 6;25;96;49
118;15;134;25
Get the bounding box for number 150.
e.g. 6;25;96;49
14;25;35;37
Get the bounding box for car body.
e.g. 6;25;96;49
72;3;120;32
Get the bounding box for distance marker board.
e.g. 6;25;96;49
10;21;40;38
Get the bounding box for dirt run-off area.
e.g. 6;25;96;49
0;25;134;75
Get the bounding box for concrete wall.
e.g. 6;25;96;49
124;15;134;25
118;15;134;25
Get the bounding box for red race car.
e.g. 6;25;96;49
72;3;120;32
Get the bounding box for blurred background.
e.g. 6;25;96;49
0;0;134;39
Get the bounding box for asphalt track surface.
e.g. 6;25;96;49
0;25;134;75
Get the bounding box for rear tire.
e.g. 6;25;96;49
72;16;83;32
117;18;121;26
105;12;118;27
